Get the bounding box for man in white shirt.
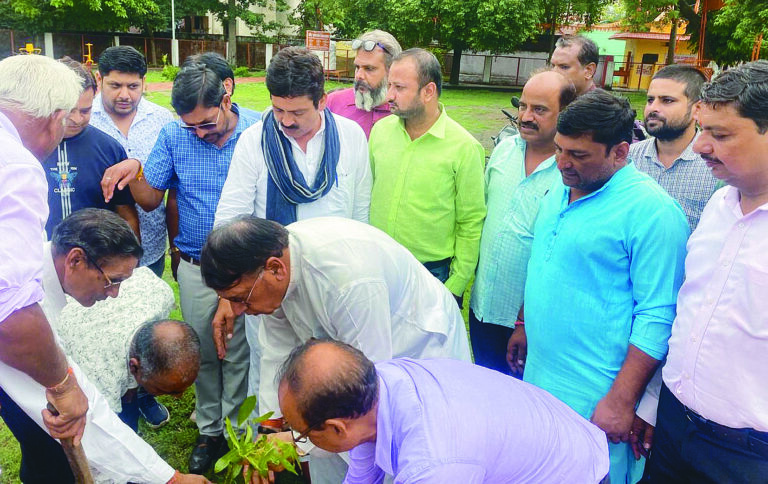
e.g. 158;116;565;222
213;47;372;444
0;208;208;483
200;216;471;483
643;60;768;482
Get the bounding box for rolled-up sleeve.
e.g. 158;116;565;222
0;158;48;323
628;200;689;360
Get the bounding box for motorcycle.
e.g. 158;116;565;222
492;96;520;146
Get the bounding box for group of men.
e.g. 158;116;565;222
0;27;767;484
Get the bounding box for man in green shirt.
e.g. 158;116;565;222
369;48;486;305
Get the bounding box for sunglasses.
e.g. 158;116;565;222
351;39;391;56
180;105;222;132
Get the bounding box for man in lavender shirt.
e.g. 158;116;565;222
326;30;401;138
277;340;610;484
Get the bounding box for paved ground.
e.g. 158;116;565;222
144;76;265;92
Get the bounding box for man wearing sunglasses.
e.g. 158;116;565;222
0;208;210;483
326;30;402;138
101;63;260;474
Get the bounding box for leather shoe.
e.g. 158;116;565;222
188;434;227;474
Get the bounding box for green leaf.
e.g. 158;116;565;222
237;395;258;426
253;410;275;424
224;417;241;452
214;448;240;474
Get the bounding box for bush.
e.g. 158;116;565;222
161;54;179;81
234;65;250;78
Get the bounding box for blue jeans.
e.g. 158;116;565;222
423;257;451;283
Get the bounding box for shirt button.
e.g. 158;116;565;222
683;372;689;379
738;222;745;229
560;214;564;218
676;387;682;394
690;336;697;342
722;261;729;267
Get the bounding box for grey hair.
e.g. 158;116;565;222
129;319;201;382
356;30;402;69
0;55;82;118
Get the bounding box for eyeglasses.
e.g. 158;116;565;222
227;270;264;305
351;39;391;56
180;105;222;132
81;249;122;289
291;420;325;445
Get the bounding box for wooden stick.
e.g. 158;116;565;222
47;403;95;484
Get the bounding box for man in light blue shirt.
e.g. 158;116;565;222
517;90;689;483
469;70;576;375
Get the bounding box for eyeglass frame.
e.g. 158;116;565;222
80;248;122;289
291;420;326;445
179;104;223;132
351;39;391;57
226;269;265;305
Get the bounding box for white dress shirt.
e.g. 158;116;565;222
214;111;372;225
0;245;175;483
663;186;768;430
258;217;472;415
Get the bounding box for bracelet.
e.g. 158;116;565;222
514;320;525;327
169;246;180;255
136;163;145;181
167;470;181;484
46;367;74;394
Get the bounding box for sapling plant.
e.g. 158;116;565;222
215;395;300;483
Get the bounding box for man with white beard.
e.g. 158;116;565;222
327;30;401;138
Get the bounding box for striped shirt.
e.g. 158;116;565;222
629;133;720;231
143;105;259;259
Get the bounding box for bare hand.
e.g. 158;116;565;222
506;326;527;377
42;373;89;447
212;298;236;359
101;158;141;203
591;392;635;443
629;414;654;459
176;473;213;483
170;251;181;281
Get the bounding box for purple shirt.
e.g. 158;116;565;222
345;358;609;484
0;112;47;323
326;88;390;139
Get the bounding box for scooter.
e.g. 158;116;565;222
492;96;520;146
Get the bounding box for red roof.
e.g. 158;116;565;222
610;32;691;41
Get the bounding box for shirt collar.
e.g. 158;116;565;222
517;137;557;175
563;163;635;206
722;185;768;217
92;94;152;125
0;111;21;143
373;374;395;475
644;131;701;164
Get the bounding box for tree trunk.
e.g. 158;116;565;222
548;0;560;59
449;45;462;85
227;0;237;65
666;18;678;65
149;29;157;67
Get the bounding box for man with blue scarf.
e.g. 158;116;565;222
212;47;372;482
100;63;261;475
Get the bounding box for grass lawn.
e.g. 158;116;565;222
0;81;647;483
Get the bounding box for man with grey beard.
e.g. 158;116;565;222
327;30;401;138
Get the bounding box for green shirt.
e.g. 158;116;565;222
369;105;486;295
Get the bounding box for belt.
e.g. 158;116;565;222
684;406;768;459
423;257;451;271
179;251;200;266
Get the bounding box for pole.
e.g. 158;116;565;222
171;0;179;66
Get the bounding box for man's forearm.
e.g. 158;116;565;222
607;344;661;407
0;303;69;387
128;178;165;212
115;204;141;243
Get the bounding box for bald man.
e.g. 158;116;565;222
469;70;577;375
277;340;610;483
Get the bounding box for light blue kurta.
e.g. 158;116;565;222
524;163;689;483
470;135;561;327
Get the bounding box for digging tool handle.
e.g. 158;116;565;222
46;402;94;484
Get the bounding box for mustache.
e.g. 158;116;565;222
646;113;665;121
701;153;722;163
520;121;538;131
281;123;298;130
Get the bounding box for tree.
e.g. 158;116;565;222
713;0;767;61
1;0;161;33
622;0;685;65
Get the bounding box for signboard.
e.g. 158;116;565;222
306;30;331;52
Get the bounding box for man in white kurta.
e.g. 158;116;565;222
200;216;471;483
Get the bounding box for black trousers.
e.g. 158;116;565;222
468;308;515;376
0;386;74;483
642;383;768;484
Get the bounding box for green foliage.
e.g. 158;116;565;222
161;54;179;81
1;0;163;33
234;65;251;77
215;396;300;484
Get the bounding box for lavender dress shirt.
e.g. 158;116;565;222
345;358;609;484
326;88;390;139
664;186;768;431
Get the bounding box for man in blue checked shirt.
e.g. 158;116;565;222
101;63;260;475
514;90;689;484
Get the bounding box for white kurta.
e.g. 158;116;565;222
0;244;175;483
258;217;472;415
